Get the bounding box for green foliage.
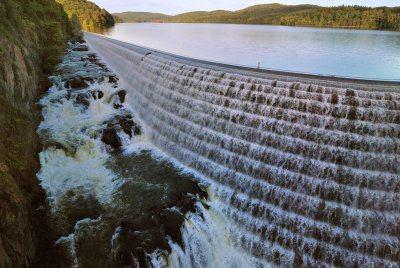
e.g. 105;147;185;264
70;13;83;39
112;12;171;23
120;4;400;31
113;15;124;23
167;4;320;24
56;0;114;32
280;5;400;31
0;0;72;74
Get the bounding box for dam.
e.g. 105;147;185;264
83;32;400;267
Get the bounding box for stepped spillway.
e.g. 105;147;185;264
85;32;400;267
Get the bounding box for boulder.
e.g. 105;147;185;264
64;78;88;89
90;90;104;100
100;113;141;149
117;115;134;137
159;208;184;246
102;127;121;149
113;103;123;109
72;47;89;52
75;94;90;108
117;90;126;103
109;75;119;84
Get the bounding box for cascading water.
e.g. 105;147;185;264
37;41;256;267
84;32;400;267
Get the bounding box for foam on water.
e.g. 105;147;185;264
37;81;131;208
37;41;250;267
85;32;400;267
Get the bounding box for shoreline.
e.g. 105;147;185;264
85;32;400;89
114;21;400;34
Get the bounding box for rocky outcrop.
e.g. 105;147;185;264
0;2;71;267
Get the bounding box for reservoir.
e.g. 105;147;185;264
104;23;400;81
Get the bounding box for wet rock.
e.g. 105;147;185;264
117;90;126;103
64;78;88;89
159;208;184;246
97;62;106;69
113;103;123;109
87;54;97;63
111;222;154;268
101;113;141;149
58;192;103;232
75;94;90;108
72;46;89;52
90;90;104;100
102;127;122;149
108;89;126;104
64;77;95;89
118;115;135;137
109;75;119;84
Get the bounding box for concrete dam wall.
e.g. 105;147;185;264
85;32;400;267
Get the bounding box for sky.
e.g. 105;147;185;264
91;0;400;15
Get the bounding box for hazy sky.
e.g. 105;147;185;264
91;0;400;14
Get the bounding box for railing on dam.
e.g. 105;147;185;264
85;32;400;267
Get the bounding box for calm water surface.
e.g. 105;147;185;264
104;23;400;80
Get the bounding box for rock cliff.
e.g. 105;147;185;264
0;0;71;266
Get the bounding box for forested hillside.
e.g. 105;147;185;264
280;6;400;30
113;12;171;23
56;0;115;32
116;4;400;31
169;4;319;24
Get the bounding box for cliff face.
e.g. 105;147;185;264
0;0;71;266
0;33;42;268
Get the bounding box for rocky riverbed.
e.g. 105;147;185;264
36;41;208;267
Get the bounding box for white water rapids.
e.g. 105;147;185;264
36;41;261;267
36;31;400;267
83;32;400;268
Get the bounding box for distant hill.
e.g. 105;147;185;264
169;4;319;24
280;5;400;31
115;4;400;31
57;0;115;32
113;12;171;23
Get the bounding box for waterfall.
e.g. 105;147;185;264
85;32;400;267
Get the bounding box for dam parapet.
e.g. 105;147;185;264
85;32;400;267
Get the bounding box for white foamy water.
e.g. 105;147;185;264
37;42;249;268
37;81;129;208
85;32;400;267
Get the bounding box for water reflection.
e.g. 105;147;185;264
103;23;400;80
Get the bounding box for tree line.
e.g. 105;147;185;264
56;0;114;32
115;4;400;32
280;6;400;31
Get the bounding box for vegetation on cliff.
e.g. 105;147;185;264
0;0;78;267
0;0;73;74
56;0;115;32
115;4;400;31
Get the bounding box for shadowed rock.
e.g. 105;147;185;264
102;127;121;149
101;113;141;149
72;46;89;52
65;78;88;89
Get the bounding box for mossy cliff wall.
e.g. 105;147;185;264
0;1;71;266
